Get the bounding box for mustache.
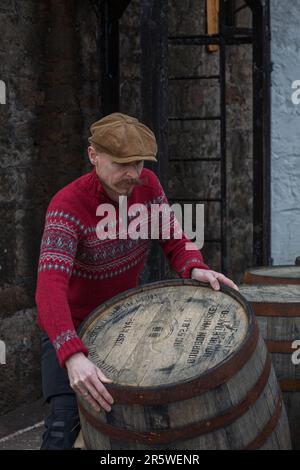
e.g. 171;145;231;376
119;177;145;186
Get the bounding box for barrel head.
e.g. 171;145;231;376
79;281;251;389
244;266;300;285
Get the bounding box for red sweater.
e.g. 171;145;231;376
35;167;209;368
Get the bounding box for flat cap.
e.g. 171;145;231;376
88;112;158;163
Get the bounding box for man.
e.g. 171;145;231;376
35;112;238;449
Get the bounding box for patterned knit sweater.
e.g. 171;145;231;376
35;167;209;368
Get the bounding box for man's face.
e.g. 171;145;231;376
88;146;144;199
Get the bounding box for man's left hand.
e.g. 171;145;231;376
191;268;239;291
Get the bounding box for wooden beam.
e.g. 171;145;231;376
207;0;219;52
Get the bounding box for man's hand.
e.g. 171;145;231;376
65;352;114;413
191;268;239;291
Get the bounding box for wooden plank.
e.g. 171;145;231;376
206;0;219;53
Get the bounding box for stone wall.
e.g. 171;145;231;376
0;308;40;412
0;0;101;414
270;0;300;265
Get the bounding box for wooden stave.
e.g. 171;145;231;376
259;406;292;450
244;266;300;286
77;280;291;450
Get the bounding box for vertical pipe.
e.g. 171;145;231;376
219;0;228;275
252;0;271;266
141;0;168;281
100;0;120;113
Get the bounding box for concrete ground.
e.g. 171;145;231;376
0;398;47;450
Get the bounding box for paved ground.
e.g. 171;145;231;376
0;398;47;450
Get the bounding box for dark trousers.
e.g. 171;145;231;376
40;333;81;450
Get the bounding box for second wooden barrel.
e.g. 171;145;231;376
239;284;300;449
77;280;291;450
244;266;300;285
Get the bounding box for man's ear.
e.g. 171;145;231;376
88;146;97;166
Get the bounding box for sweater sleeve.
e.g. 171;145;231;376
150;173;210;278
35;198;89;368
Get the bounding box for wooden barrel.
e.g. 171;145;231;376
239;284;300;449
244;266;300;285
77;279;291;450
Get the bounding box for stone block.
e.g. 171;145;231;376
168;161;221;200
168;119;220;160
168;0;206;36
169;78;220;119
169;45;219;78
0;307;42;415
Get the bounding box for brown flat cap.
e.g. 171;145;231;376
88;112;158;163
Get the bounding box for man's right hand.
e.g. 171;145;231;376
65;352;114;413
